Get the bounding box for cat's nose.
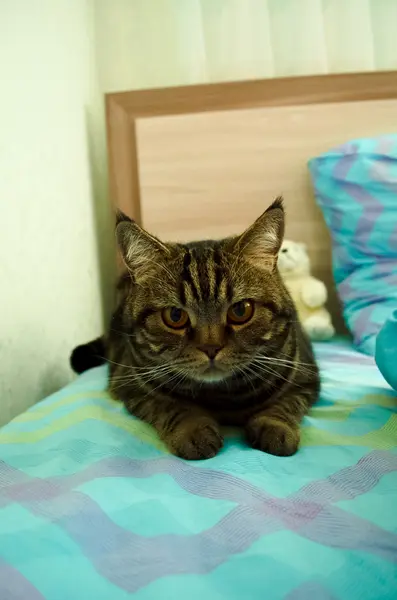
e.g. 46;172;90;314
197;344;223;360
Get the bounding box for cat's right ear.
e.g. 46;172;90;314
230;197;285;271
115;212;170;281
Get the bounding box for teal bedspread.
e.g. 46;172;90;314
1;340;397;599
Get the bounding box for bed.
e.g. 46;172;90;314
1;72;397;599
1;341;396;599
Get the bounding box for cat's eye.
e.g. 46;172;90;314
227;300;254;325
162;307;189;330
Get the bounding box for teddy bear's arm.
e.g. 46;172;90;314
300;278;327;309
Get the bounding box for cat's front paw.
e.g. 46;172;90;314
167;417;223;460
246;415;300;457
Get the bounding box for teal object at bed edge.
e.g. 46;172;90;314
376;308;397;391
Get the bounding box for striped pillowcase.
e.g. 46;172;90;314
308;135;397;356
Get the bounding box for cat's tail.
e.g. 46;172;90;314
70;336;106;374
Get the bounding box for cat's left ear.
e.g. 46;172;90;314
233;197;285;271
115;211;171;281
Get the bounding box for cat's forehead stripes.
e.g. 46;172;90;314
179;243;233;308
180;250;199;304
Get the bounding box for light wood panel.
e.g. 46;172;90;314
106;71;397;221
136;99;397;244
106;71;397;328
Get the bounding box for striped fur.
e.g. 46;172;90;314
75;199;320;459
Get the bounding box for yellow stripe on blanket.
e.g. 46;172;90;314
0;404;167;452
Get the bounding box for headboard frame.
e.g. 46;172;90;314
106;71;397;329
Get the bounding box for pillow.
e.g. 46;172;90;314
308;134;397;356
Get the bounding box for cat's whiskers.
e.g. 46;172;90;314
256;347;318;369
112;364;183;390
246;361;280;386
109;328;135;338
254;356;318;377
255;355;313;368
235;365;258;393
141;368;187;398
253;362;292;386
107;356;174;374
251;357;316;390
167;369;191;395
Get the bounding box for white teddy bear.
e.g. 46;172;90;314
278;239;335;341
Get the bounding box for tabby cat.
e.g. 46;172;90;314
71;198;320;460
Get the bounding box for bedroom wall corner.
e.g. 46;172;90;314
0;0;103;425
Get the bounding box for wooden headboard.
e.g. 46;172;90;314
106;71;397;328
